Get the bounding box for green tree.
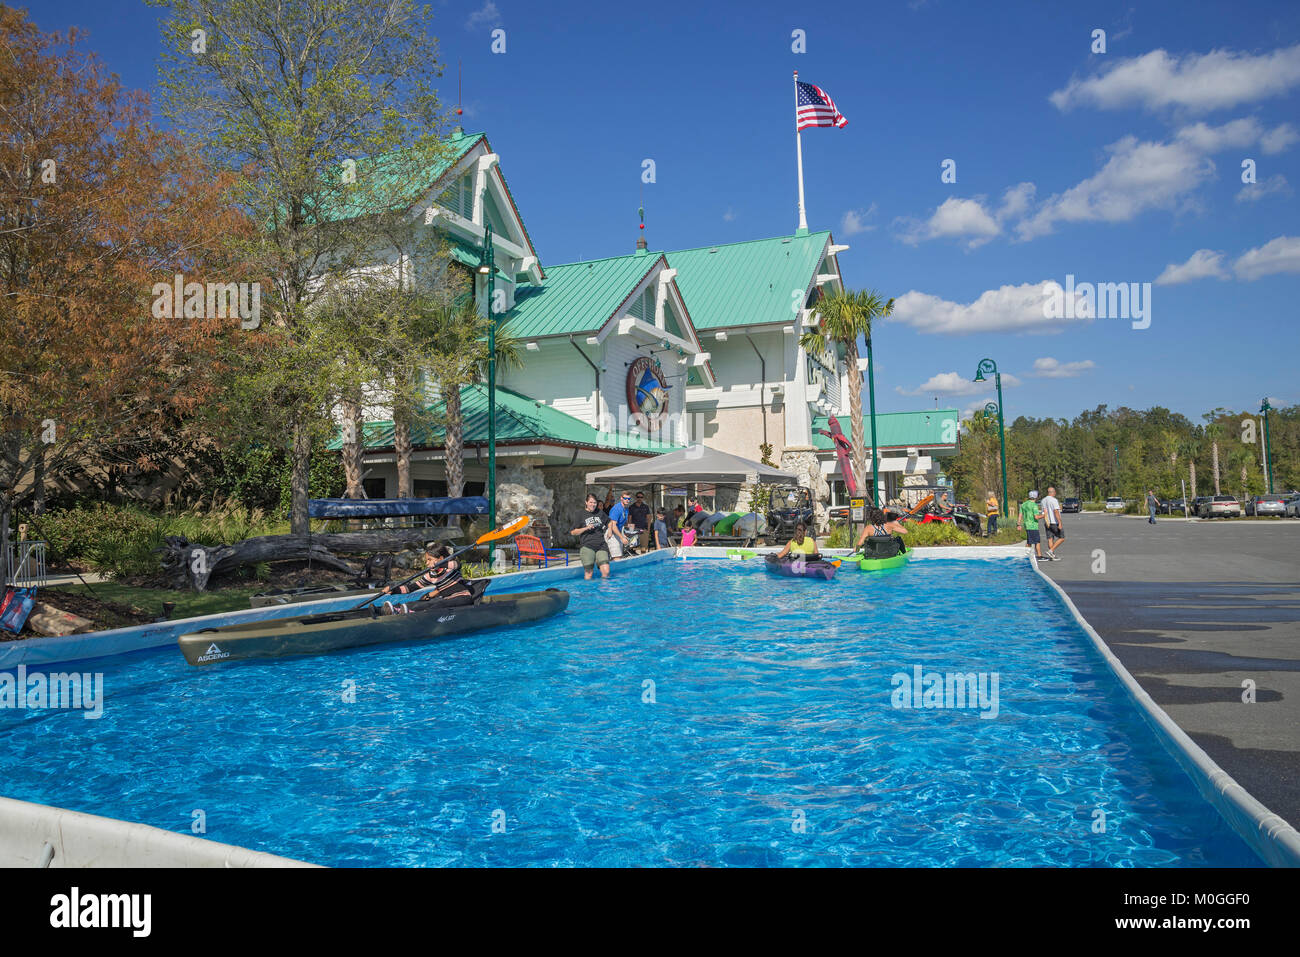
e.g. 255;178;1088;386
800;289;894;490
152;0;451;532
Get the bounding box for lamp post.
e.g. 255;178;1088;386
1260;398;1274;495
478;222;497;528
973;358;1007;518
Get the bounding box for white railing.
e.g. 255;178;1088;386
6;540;46;589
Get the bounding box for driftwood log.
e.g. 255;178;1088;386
157;527;462;591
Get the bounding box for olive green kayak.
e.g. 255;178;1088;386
858;552;909;572
179;587;568;666
248;583;383;608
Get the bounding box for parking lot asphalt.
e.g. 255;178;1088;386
1038;512;1300;829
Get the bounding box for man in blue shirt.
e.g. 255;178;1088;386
607;491;632;558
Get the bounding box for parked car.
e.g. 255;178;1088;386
1166;497;1186;514
1061;497;1081;513
1246;494;1288;517
1285;495;1300;518
1190;495;1212;517
1203;494;1241;518
1104;497;1125;511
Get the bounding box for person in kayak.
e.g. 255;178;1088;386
775;522;821;560
852;507;909;559
379;543;475;612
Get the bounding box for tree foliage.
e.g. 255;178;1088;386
947;403;1300;503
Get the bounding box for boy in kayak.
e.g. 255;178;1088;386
775;522;821;561
851;507;909;559
379;543;475;612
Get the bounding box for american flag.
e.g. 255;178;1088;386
796;80;848;131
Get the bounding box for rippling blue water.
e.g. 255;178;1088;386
0;558;1260;866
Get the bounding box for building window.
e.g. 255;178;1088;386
362;478;387;499
413;479;447;498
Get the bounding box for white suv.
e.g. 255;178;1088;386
1104;497;1125;511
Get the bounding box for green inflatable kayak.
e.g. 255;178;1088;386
713;512;743;535
725;548;757;559
858;551;909;572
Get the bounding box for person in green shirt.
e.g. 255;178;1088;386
1017;490;1046;561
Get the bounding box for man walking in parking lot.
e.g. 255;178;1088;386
1041;486;1064;561
1146;490;1159;524
1018;490;1045;561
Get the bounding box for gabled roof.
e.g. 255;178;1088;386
667;231;835;330
503;252;664;339
810;410;960;452
314;130;544;275
329;383;683;455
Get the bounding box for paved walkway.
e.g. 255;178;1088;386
1040;512;1300;828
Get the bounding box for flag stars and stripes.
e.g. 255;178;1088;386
796;80;848;131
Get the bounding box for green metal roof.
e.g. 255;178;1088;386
666;231;834;330
810;409;960;452
330;383;682;454
502;253;664;339
314;130;544;276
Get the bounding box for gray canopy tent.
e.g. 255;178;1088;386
585;445;797;487
586;446;799;546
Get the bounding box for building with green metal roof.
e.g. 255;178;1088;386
338;130;960;533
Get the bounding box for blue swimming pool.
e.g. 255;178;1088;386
0;559;1260;866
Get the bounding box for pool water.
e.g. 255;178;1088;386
0;559;1260;866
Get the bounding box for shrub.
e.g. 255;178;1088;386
825;521;852;548
19;503;289;581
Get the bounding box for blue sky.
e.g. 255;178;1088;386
30;0;1300;421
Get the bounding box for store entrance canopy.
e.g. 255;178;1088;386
585;446;797;486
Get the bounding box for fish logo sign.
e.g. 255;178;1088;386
626;356;671;428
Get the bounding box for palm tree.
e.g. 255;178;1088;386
423;296;524;497
800;289;894;492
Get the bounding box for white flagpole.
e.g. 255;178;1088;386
794;70;808;233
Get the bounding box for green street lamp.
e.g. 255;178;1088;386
1260;398;1274;494
478;221;498;528
973;358;1008;517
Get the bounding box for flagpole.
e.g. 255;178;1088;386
794;70;808;234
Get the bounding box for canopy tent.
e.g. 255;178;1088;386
585;446;796;486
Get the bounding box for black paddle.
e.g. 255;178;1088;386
352;516;530;610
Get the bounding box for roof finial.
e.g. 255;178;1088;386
635;203;647;253
455;60;463;131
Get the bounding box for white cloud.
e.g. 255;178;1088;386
840;203;877;236
466;1;501;29
1029;357;1096;378
1155;249;1230;285
1237;174;1293;204
890;281;1093;335
897;372;1021;398
895;184;1034;249
1017;119;1295;239
1261;124;1300;154
1234;235;1300;280
1017;135;1210;239
723;207;737;222
1050;44;1300;113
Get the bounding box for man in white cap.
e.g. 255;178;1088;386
1017;490;1046;561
